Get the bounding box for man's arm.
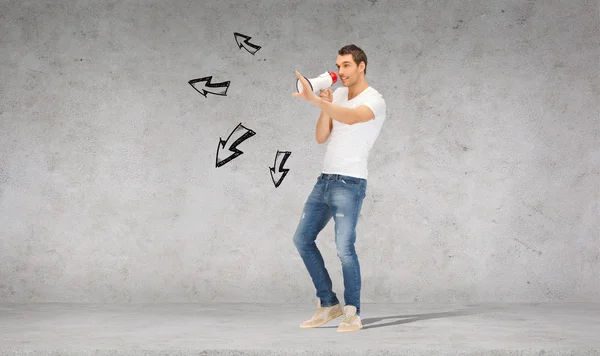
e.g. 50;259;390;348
315;110;333;144
309;96;375;125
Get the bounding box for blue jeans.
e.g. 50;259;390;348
293;173;367;316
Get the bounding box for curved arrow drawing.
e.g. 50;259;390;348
216;123;256;168
234;32;261;55
189;76;230;97
270;150;291;188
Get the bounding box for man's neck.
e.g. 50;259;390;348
347;79;369;100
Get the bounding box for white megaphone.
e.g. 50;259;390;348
296;71;338;94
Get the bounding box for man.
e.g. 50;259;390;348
291;44;386;332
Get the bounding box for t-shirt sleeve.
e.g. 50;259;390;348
363;93;386;120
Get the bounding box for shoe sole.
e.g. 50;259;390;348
337;324;363;332
299;310;343;328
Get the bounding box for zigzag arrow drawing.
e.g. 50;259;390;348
234;32;261;55
216;123;256;168
189;76;230;97
269;150;291;188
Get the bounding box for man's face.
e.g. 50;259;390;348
336;54;362;87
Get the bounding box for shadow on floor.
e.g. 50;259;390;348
322;306;493;330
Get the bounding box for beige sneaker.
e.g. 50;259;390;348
300;300;343;328
336;305;362;332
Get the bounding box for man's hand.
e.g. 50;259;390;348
292;71;318;103
318;88;333;102
293;71;354;124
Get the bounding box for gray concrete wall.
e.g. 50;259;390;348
0;0;598;303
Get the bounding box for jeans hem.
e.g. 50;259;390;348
320;300;340;308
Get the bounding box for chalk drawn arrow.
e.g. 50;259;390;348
269;150;291;188
188;76;230;97
234;32;261;55
216;123;256;168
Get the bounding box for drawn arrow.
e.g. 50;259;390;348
269;150;291;188
216;123;256;168
234;32;261;55
188;76;230;97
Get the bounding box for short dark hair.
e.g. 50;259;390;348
338;44;368;75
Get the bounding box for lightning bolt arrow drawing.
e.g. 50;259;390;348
269;150;292;188
234;32;261;55
216;123;256;168
188;76;230;97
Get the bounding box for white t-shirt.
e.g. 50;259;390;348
321;86;386;179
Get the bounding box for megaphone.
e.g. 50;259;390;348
296;71;338;94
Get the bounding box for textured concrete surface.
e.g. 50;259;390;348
0;0;599;304
1;303;599;355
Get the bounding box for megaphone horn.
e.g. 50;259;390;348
296;71;338;94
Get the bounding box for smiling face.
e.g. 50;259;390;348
336;54;365;87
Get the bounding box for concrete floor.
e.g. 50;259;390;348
0;303;599;356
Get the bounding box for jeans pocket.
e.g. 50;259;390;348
340;178;359;185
